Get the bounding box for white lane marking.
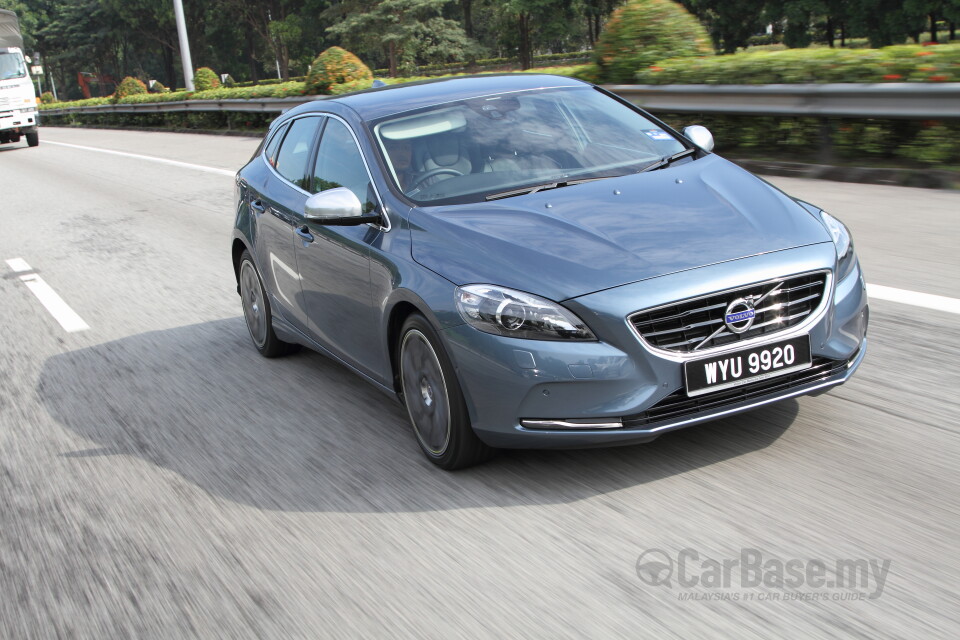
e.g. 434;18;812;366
868;283;960;315
6;257;32;273
44;141;235;177
5;259;90;333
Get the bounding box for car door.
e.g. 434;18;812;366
295;116;384;377
253;115;323;333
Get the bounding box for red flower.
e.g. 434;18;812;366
649;65;663;72
927;75;949;82
915;51;934;56
882;74;902;80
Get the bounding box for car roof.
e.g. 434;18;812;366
320;74;591;121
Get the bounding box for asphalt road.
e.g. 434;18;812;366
1;128;958;639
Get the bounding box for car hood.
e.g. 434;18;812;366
409;155;831;301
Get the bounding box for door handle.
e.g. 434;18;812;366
296;225;314;243
250;199;266;215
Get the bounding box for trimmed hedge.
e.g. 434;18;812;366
39;66;588;113
593;0;712;83
305;47;372;94
193;67;221;90
113;76;148;102
660;112;960;167
635;43;960;84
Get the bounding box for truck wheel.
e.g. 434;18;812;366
26;132;39;147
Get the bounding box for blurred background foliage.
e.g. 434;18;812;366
3;0;960;100
8;0;960;168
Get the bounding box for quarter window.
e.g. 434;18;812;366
312;119;376;214
263;122;289;168
274;117;320;190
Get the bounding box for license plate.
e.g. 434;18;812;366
684;335;812;397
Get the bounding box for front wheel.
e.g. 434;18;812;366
398;314;494;469
26;132;39;147
238;250;298;357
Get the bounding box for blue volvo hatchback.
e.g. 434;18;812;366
231;74;868;469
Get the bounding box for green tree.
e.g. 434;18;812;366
904;0;960;41
498;0;574;69
327;0;476;76
215;0;307;80
680;0;767;53
849;0;914;46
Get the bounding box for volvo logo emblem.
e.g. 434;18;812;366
724;298;756;334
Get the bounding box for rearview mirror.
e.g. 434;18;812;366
303;188;383;226
305;187;363;219
683;125;715;152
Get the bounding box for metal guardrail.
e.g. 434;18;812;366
608;83;960;119
39;83;960;119
40;96;313;116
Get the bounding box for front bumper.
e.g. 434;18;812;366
442;242;868;449
0;109;38;133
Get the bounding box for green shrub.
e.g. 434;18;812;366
897;123;960;164
149;80;169;93
113;76;148;102
635;42;960;84
593;0;712;83
221;74;235;87
305;47;372;95
654;112;960;168
39;91;55;104
38;96;110;110
193;67;221;90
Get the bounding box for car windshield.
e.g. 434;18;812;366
372;86;688;205
0;52;26;80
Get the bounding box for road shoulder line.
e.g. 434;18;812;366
44;140;236;177
6;258;90;333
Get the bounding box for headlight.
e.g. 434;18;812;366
819;210;856;280
455;285;596;341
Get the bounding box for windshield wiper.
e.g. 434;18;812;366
485;177;607;201
638;148;697;173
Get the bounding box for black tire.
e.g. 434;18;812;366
26;132;39;147
238;250;298;358
398;313;495;469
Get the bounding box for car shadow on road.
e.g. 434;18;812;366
39;318;799;513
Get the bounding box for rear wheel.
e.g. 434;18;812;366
26;132;38;147
398;314;494;469
238;250;298;357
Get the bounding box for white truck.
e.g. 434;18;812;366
0;9;38;147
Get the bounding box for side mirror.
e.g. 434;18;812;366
304;187;382;226
683;125;715;153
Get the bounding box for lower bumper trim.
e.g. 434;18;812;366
520;418;624;430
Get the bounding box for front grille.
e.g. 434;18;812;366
629;271;828;353
623;354;852;429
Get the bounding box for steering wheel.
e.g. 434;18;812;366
409;167;463;191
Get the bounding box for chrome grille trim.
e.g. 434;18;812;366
628;270;832;356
